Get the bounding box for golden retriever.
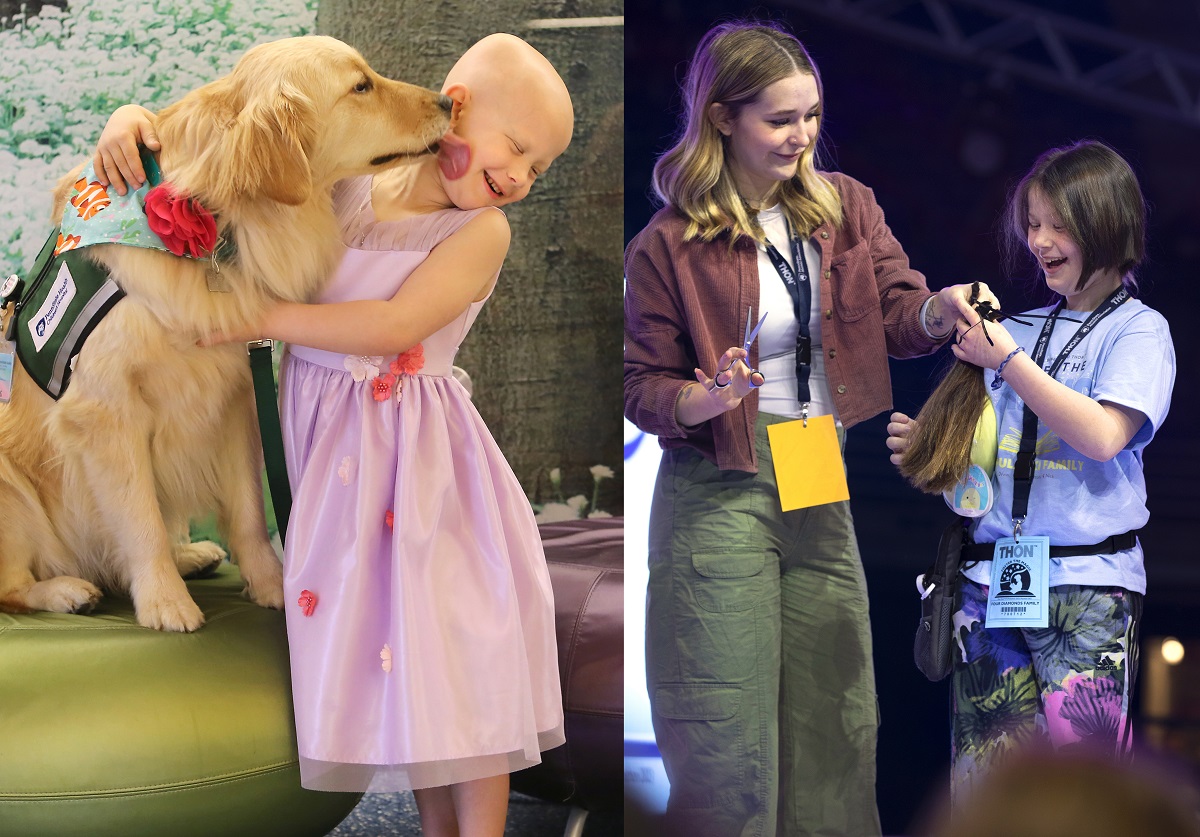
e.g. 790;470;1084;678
0;35;451;631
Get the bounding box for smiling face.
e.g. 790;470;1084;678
436;34;573;210
1026;186;1120;310
1026;186;1083;294
1008;141;1146;311
437;87;571;209
710;71;821;207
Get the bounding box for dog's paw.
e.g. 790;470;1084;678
174;541;227;579
241;555;285;610
27;576;103;614
136;594;206;633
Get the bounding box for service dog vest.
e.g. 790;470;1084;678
3;230;124;399
2;151;188;399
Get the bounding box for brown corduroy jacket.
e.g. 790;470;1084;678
624;171;946;473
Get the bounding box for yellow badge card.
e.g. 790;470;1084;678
766;415;850;511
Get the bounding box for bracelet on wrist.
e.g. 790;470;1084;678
990;346;1025;391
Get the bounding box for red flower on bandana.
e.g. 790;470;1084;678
385;510;395;529
297;590;317;617
144;184;218;258
390;344;425;377
371;373;395;401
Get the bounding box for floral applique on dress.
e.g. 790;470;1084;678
345;347;424;403
344;355;385;382
391;345;424;377
371;374;395;401
377;345;425;402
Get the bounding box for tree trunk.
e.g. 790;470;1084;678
316;0;623;516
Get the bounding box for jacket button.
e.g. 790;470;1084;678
823;270;830;279
820;231;829;239
837;384;847;394
824;308;832;319
828;348;837;359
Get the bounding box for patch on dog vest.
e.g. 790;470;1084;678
4;228;125;399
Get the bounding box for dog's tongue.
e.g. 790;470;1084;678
437;132;471;181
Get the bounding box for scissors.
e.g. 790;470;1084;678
713;307;767;390
742;307;768;388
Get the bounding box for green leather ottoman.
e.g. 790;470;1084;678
0;562;361;837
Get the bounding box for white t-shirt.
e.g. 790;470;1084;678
754;205;835;420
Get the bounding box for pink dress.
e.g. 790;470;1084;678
278;177;564;792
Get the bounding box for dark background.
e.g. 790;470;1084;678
626;1;1200;832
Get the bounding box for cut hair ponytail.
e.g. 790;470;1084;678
898;360;990;495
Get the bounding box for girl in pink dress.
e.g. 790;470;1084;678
96;34;574;836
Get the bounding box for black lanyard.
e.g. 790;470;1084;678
1010;285;1130;535
763;217;813;403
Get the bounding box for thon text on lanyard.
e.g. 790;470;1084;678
1010;285;1130;537
763;217;813;405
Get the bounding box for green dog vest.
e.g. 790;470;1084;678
4;151;176;400
5;228;125;399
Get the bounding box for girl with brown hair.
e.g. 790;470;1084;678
889;140;1175;798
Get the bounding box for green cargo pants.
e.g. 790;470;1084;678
646;412;881;837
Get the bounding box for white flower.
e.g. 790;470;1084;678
380;644;392;673
549;467;561;487
535;502;579;523
589;464;614;480
343;354;384;383
337;456;355;486
566;494;589;512
587;510;613;519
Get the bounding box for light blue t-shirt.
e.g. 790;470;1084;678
964;297;1175;594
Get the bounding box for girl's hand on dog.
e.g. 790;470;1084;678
886;412;916;465
197;328;259;348
197;321;267;348
196;304;281;347
94;105;160;196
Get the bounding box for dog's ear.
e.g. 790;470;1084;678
222;86;318;206
158;79;317;209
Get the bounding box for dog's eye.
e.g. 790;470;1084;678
353;79;373;94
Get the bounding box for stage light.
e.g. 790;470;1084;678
1161;637;1185;665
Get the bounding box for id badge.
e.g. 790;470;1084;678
985;536;1049;627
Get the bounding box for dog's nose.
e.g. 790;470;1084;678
437;94;453;113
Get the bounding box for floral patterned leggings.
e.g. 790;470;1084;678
951;578;1142;798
